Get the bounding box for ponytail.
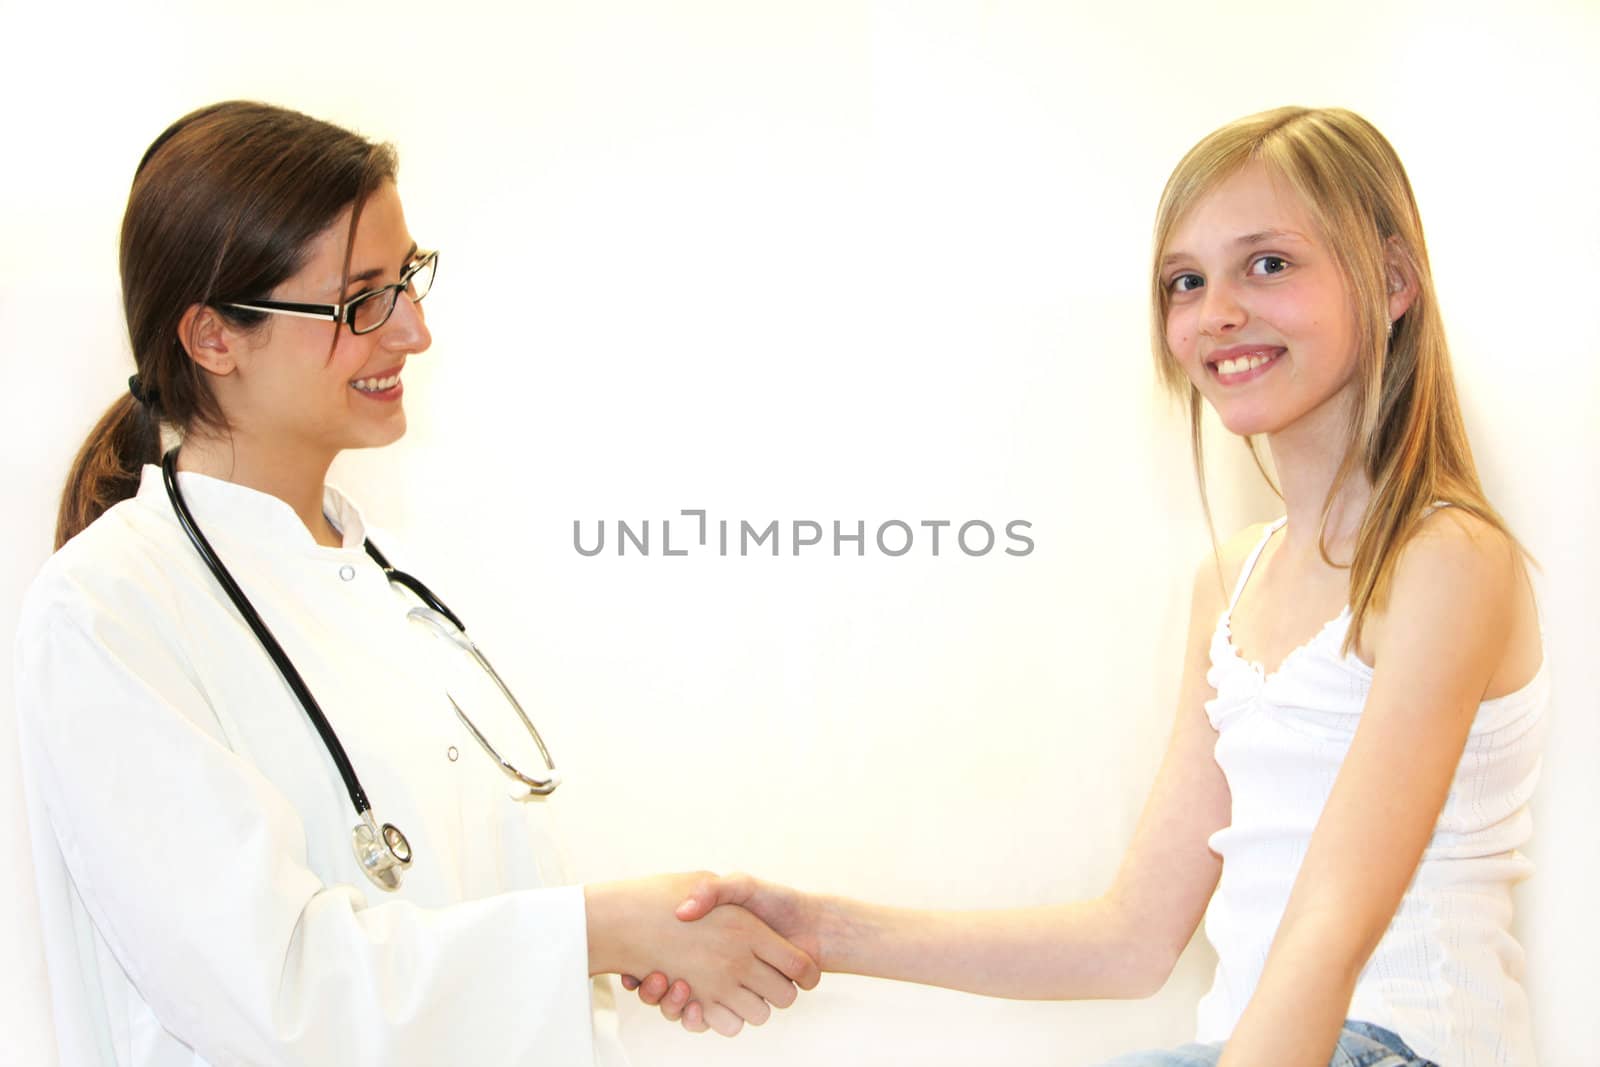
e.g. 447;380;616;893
55;390;162;549
51;100;396;551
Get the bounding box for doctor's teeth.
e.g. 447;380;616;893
352;373;401;392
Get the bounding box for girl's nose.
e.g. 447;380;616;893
1198;279;1247;337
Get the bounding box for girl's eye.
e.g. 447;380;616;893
1169;273;1204;293
1250;255;1289;276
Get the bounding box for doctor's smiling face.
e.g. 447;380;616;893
1160;161;1360;442
188;180;431;466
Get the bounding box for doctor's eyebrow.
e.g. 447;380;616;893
1160;229;1312;268
343;242;421;289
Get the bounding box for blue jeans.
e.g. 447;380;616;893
1092;1020;1439;1067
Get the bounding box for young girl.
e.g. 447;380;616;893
633;106;1548;1065
14;101;817;1066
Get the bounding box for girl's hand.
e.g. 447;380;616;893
674;873;826;966
623;873;829;1032
586;874;819;1036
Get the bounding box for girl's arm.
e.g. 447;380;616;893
1217;509;1523;1067
651;532;1263;1010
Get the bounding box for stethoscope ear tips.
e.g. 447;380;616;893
352;812;412;891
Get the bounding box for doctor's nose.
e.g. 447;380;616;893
380;289;432;355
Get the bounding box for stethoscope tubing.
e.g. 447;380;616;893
161;448;375;818
361;538;465;633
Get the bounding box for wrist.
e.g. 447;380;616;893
583;880;634;977
815;893;866;974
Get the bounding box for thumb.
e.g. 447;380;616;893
674;872;755;921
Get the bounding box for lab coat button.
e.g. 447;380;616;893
339;564;356;582
447;746;459;762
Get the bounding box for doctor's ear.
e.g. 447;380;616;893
176;304;241;376
1382;236;1420;324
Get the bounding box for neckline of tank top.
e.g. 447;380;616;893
1213;603;1549;710
1213;513;1549;705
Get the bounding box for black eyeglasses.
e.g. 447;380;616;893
225;250;438;335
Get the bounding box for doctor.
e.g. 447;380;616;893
14;100;817;1066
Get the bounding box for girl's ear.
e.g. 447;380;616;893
177;304;239;377
1384;236;1420;325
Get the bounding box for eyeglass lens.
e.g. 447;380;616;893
350;253;437;334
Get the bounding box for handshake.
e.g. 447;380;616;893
585;872;823;1037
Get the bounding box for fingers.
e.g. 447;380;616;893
675;871;757;922
620;974;639;991
741;959;800;1010
637;972;670;1005
700;1001;744;1037
680;999;709;1033
622;877;817;1038
676;988;771;1037
667;967;799;1032
755;931;822;991
727;985;774;1028
657;979;691;1022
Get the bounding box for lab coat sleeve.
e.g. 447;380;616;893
14;571;600;1066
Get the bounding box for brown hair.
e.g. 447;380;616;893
1149;106;1524;654
55;101;397;548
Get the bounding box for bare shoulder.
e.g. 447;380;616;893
1393;506;1520;600
1190;521;1277;616
1376;506;1539;696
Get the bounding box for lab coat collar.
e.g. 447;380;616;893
135;463;370;553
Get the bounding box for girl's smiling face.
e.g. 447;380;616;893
1160;161;1360;440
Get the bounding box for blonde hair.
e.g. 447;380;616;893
1149;106;1522;654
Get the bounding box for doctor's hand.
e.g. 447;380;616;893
623;873;830;1032
585;873;820;1037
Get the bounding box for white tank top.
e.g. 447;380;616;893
1195;515;1549;1066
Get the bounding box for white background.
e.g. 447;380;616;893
2;2;1596;1064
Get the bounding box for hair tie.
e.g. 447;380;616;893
128;373;160;410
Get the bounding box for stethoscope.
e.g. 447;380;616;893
161;448;559;892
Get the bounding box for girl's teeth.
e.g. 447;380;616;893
1218;352;1276;375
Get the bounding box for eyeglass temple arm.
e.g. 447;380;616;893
225;300;347;319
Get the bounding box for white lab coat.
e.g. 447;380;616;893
14;464;628;1067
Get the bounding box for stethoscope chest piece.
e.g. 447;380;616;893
352;812;412;892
